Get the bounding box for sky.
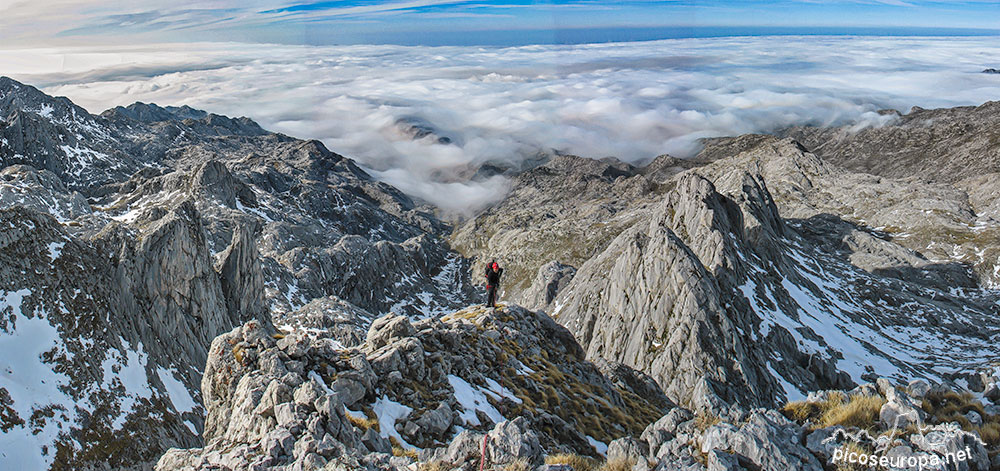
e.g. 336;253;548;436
1;1;999;47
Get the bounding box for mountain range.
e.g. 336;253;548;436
1;76;999;471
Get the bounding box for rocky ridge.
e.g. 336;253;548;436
156;305;670;470
158;306;1000;471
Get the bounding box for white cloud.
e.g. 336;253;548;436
4;36;1000;212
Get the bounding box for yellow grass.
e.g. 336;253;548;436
389;437;418;459
597;457;638;471
419;462;451;471
345;410;379;431
504;458;531;471
783;392;884;430
546;453;597;471
820;395;886;429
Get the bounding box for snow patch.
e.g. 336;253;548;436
46;241;66;262
102;339;154;428
372;395;416;449
482;376;522;405
156;366;197;414
767;362;806;402
447;374;504;427
36;104;54;119
183;420;198;435
309;370;334;395
587;435;608;456
514;360;535;376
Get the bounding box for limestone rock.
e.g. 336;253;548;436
485;417;543;467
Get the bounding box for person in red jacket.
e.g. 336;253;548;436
484;260;503;308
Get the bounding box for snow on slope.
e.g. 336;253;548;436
0;289;72;469
0;286;200;467
743;238;999;389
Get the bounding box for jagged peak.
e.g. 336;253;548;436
101;100;267;137
102;101;207;123
540;152;636;180
0;76;91;122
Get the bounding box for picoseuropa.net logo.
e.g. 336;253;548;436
827;408;983;470
831;444;974;469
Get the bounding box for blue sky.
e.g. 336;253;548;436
0;0;998;46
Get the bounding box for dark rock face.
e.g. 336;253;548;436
522;260;576;311
215;221;268;328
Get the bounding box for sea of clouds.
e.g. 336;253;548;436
3;36;1000;212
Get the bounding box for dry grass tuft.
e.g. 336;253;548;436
389;437;418;459
346;410;379;431
693;412;722;434
597;457;638;471
419;461;452;471
975;422;1000;447
783;392;883;430
504;458;531;471
922;390;984;421
392;446;418;459
232;344;245;364
546;453;597;471
820;395;885;429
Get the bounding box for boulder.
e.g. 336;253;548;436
706;449;745;471
641;408;693;455
607;436;648;463
879;389;922;431
911;424;990;471
701;410;822;471
366;314;416;350
804;426;844;464
907;379;930;400
415;402;454;438
485;417;543;467
983;382;1000;404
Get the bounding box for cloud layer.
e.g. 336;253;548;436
4;36;1000;212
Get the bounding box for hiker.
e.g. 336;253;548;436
485;260;503;308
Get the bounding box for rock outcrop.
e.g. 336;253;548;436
553;172;783;409
157;305;671;470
